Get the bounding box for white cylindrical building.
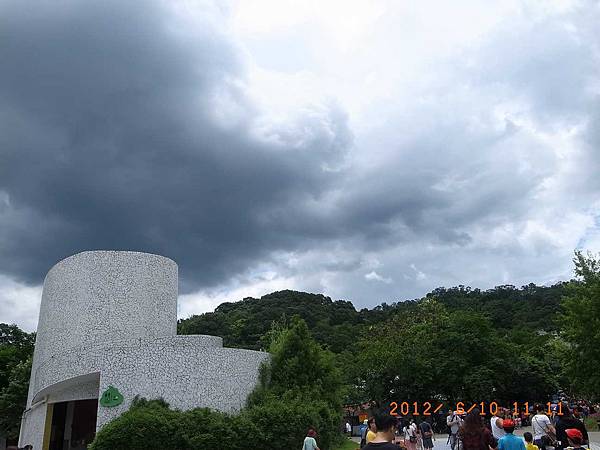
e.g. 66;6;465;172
19;251;269;450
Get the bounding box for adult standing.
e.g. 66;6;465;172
405;419;419;450
361;417;377;447
490;409;506;441
459;409;498;450
447;410;463;450
555;404;588;450
417;419;424;450
361;419;369;448
531;404;555;450
302;428;320;450
367;418;378;445
419;418;435;450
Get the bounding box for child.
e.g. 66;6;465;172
524;432;539;450
498;419;526;450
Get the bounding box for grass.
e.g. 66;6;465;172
584;417;599;431
332;437;360;450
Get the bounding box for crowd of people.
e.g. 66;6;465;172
302;402;596;450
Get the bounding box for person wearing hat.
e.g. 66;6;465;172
498;419;526;450
564;428;587;450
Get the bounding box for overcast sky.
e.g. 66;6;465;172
1;0;599;331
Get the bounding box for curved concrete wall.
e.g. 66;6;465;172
20;251;269;449
35;251;177;366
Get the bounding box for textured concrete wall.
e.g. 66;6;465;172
96;342;268;427
19;402;47;450
19;251;269;448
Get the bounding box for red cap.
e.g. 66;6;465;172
502;419;515;428
566;429;583;441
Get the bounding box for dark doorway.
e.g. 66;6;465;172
48;399;98;450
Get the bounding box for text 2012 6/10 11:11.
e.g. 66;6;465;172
389;401;564;416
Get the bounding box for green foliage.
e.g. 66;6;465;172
248;317;343;450
245;393;340;450
0;357;32;439
89;398;189;450
179;283;570;403
266;318;342;405
333;438;360;450
92;317;343;450
0;323;35;439
561;251;600;399
178;290;361;353
426;283;567;332
0;324;35;389
355;300;559;405
178;285;567;404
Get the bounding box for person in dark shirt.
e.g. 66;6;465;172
459;408;498;450
419;418;435;450
555;404;588;450
364;410;400;450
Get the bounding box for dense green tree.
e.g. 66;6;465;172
0;324;34;440
177;284;568;406
260;317;342;402
0;357;32;439
247;317;343;449
355;299;560;406
561;251;600;399
0;324;35;389
178;285;566;354
178;290;362;353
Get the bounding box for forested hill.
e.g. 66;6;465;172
177;283;568;352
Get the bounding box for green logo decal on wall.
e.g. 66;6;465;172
100;386;124;407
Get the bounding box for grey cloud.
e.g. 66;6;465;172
1;0;599;318
241;3;600;287
0;0;352;290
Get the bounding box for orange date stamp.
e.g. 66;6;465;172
389;401;563;416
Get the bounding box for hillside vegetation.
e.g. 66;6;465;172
178;283;566;352
178;283;570;404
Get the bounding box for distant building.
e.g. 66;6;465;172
19;251;269;449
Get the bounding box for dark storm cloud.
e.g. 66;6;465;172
2;0;599;316
0;0;352;290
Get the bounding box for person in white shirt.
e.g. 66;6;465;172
447;411;463;450
302;428;320;450
490;409;506;440
405;419;419;450
345;421;352;434
531;404;555;450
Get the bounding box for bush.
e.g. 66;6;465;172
89;399;188;450
245;392;341;450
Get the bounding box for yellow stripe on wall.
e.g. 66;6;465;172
42;403;53;450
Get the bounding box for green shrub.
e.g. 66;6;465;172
245;392;341;450
89;398;188;450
